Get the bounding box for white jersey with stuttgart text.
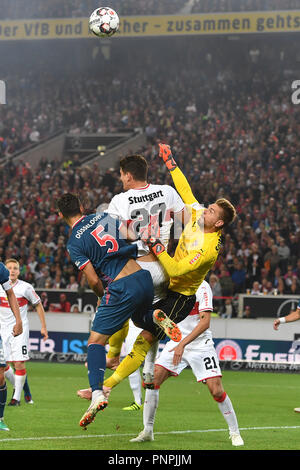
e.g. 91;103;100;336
177;280;214;351
0;279;41;327
106;183;185;257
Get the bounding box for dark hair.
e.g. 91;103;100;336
120;154;148;181
56;193;82;218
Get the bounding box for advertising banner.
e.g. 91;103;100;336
240;295;299;318
28;329;300;365
214;337;300;363
0;11;299;40
35;288;96;313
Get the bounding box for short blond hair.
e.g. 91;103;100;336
216;198;237;228
5;258;20;268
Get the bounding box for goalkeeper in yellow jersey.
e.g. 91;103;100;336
101;143;236;399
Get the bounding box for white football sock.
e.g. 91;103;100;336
217;394;239;434
4;366;15;387
128;370;142;405
142;341;159;378
13;371;26;401
143;388;159;433
92;389;102;402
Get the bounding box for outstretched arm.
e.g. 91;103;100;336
35;302;49;340
273;307;300;330
158;144;199;207
146;237;208;277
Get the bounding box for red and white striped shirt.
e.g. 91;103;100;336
0;279;41;327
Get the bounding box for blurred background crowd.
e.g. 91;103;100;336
0;4;299;315
0;0;299;19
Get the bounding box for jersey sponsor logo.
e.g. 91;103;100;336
74;214;103;239
128;190;163;204
0;296;28;308
189;252;202;265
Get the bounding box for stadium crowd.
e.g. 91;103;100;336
0;0;189;20
0;0;299;20
0;33;299;313
191;0;300;13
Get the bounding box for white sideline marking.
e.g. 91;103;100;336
1;425;300;443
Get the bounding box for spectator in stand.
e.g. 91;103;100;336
191;0;300;13
59;294;71;313
220;298;236;319
231;259;246;294
35;267;51;288
66;275;79;291
276;278;287;296
40;292;50;312
250;281;261;295
263;245;281;277
242;305;256;319
286;277;300;296
51;271;66;289
208;274;223;313
284;265;298;291
50;294;71;313
289;235;300;266
261;278;274;295
219;268;234;298
272;267;282;290
278;238;291;273
293;260;300;280
246;243;264;288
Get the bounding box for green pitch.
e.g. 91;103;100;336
0;362;299;451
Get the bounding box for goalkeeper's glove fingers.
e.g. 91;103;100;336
146;238;165;257
158;143;177;171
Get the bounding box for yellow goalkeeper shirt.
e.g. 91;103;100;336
156;167;222;296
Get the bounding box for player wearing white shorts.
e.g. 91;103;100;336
130;280;244;447
0;259;48;406
76;154;185;403
0;261;22;431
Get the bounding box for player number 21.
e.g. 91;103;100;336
204;356;218;370
91;224;119;253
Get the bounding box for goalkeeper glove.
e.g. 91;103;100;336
158;143;177;171
146;238;165;257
